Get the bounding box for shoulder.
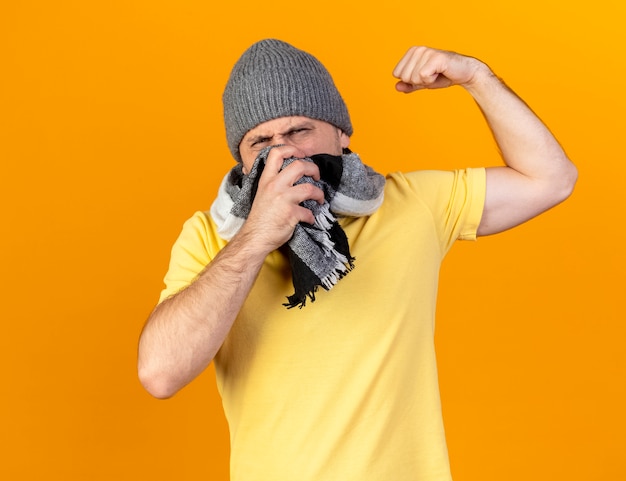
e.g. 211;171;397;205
384;168;486;203
157;211;226;304
381;168;486;244
174;210;228;259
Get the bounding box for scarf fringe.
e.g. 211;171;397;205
283;256;355;309
314;203;335;231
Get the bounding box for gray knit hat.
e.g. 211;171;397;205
223;39;353;162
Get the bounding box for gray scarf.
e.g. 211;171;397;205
210;147;386;308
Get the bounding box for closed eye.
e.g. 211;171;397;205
250;136;272;147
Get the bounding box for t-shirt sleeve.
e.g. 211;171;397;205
158;211;226;304
397;167;486;252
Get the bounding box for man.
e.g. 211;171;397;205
138;39;577;480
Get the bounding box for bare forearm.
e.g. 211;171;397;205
465;65;575;185
138;147;328;398
465;66;578;234
137;229;267;398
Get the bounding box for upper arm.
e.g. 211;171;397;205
478;163;577;236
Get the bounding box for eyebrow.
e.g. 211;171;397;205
245;133;273;146
244;121;315;146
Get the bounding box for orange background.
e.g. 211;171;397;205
1;1;624;480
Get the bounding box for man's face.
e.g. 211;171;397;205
239;116;350;174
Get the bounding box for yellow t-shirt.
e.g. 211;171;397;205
159;168;486;481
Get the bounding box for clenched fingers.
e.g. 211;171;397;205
393;46;484;93
393;46;454;92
